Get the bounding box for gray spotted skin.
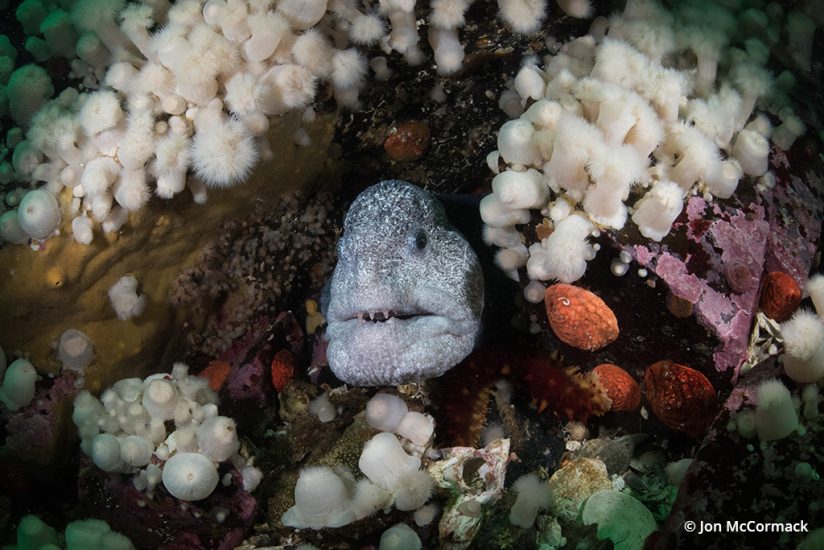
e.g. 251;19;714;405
325;180;484;386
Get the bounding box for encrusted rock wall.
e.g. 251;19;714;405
0;113;341;393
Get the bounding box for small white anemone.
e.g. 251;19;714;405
509;472;552;528
58;329;95;372
366;393;408;432
497;119;541;166
359;432;420;492
282;466;356;529
18;189;61;240
191;100;259;189
142;378;178;421
781;309;824;383
108;275;147;321
395;411;435;446
393;469;434;511
90;433;123;472
0;211;28;244
161;452;220;501
0;358;38;412
119;435;153;467
755;379;798;441
196;415;239;462
379;523;422;550
309;392;337;422
498;0;548;34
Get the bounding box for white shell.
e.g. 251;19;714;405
365;393;408;432
161;452;219;501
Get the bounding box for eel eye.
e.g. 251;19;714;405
413;229;428;251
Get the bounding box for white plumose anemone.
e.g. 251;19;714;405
780;309;824;383
509;472;552;528
393;469;434;511
365;393;408;432
755;379;799;441
196;416;240;462
281;466;356;529
358;432;421;492
108;275;147;321
18;189;61;240
161;452;220;501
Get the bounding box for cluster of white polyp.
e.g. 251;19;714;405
481;0;813;286
282;392;436;529
0;0;605;248
72;362;262;503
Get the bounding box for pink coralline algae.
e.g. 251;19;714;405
764;171;822;280
78;456;256;550
209;312;305;405
632;165;822;376
651;202;769;374
5;371;79;454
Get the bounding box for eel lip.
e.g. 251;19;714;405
347;310;430;323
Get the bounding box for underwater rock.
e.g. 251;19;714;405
77;457;256;549
548;458;612;525
0;114;340;391
651;354;823;549
572;434;647;476
631;166;823;376
0;370;79;496
582;489;657;550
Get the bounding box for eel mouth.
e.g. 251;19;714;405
347;310;430;323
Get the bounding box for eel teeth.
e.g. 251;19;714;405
354;310;421;323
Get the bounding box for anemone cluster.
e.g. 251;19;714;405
8;515;135;550
0;0;601;249
72;362;262;502
282;392;436;529
481;0;814;285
